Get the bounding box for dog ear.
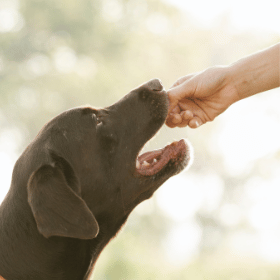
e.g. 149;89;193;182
27;164;99;239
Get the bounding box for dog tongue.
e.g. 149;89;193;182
136;139;187;176
137;149;162;163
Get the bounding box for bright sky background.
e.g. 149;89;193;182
164;0;280;35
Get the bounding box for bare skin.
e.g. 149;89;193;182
166;43;280;128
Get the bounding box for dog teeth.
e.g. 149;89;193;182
136;160;152;169
142;161;150;167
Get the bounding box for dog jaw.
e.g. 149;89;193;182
135;139;192;177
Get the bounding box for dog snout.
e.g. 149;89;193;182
146;78;164;91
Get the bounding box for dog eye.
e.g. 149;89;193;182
96;117;102;125
92;113;102;125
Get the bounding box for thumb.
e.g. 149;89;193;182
170;74;196;89
167;79;195;113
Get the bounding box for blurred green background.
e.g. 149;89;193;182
0;0;280;279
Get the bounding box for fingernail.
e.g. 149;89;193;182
195;120;200;127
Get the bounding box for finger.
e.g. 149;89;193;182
166;105;181;127
175;111;192;127
167;84;188;102
168;79;194;114
188;117;203;129
170;74;196;89
171;105;180;114
181;110;193;121
172;114;182;124
178;101;191;111
165;119;177;128
168;103;181;122
165;120;177;128
165;113;182;128
178;100;210;125
168;76;197;105
177;119;190;127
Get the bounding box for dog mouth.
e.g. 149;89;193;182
135;139;192;176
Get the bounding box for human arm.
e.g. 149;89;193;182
166;43;280;128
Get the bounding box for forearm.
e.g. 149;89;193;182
227;43;280;100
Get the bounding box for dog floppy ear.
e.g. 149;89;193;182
27;164;99;239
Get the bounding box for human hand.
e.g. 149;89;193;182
165;66;240;128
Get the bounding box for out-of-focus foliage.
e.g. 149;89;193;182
1;0;280;279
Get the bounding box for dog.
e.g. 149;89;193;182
0;79;192;280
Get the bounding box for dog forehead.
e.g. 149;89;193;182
35;107;99;158
45;107;97;131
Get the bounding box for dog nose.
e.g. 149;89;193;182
146;78;164;91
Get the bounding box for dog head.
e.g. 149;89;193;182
25;79;192;240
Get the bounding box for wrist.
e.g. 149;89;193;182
220;65;241;102
227;58;260;100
